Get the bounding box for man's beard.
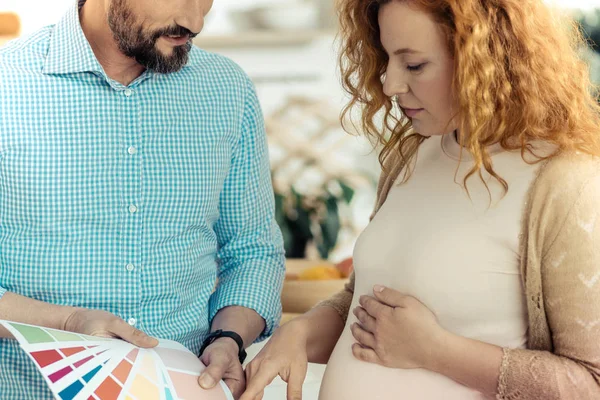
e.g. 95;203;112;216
107;0;195;74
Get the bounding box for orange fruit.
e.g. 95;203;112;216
298;265;342;280
336;258;354;278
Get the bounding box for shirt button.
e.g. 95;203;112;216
127;146;137;155
126;263;135;272
127;318;137;326
129;205;138;213
124;89;133;97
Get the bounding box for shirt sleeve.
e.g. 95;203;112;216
497;169;600;399
208;77;285;342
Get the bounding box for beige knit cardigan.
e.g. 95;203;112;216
319;151;600;399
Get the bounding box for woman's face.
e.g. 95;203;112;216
379;1;458;136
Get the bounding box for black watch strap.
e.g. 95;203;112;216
199;329;247;364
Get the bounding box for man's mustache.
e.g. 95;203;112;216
152;25;199;41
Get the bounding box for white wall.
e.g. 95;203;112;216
1;0;72;35
4;0;600;36
0;0;292;36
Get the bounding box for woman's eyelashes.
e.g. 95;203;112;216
407;63;426;72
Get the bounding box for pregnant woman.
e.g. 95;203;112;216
241;0;600;399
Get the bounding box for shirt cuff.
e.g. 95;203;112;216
208;262;285;343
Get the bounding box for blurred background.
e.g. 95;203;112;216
4;3;600;392
2;0;600;266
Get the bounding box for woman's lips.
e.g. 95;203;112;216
403;108;424;118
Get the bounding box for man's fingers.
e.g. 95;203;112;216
108;319;158;348
128;327;159;348
223;376;245;399
199;357;229;389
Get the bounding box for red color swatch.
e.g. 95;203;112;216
31;349;63;367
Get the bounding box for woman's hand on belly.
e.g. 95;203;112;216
351;285;504;397
351;285;445;370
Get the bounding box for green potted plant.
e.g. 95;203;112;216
274;178;355;259
265;96;377;260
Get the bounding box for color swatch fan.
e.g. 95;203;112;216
0;320;233;400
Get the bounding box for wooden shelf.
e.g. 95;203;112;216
193;30;335;49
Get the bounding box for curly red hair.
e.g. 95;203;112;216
338;0;600;190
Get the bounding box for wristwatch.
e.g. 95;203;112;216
199;329;247;364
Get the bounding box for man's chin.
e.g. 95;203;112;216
142;53;189;74
134;43;190;73
155;40;177;57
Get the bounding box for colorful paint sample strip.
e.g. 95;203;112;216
0;321;234;400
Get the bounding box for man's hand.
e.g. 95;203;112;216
63;308;158;348
199;338;246;399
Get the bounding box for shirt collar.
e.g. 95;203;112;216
43;1;104;75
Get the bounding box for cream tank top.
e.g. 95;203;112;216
319;133;541;399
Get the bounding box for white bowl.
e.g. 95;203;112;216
249;3;319;31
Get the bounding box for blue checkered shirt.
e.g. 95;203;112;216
0;4;285;399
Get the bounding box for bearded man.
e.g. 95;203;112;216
0;1;285;398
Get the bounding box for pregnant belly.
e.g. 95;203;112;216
319;328;488;400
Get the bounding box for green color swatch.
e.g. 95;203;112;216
11;323;56;344
48;330;84;342
81;335;111;342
